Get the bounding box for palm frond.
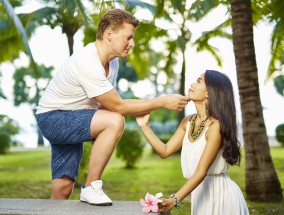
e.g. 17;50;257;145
266;23;284;80
75;0;91;25
2;0;39;78
188;0;221;22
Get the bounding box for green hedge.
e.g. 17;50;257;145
116;128;145;168
0;132;10;154
276;124;284;147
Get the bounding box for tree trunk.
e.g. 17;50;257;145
230;0;282;201
37;125;44;146
178;52;186;123
66;32;74;56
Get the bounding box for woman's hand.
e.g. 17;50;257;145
158;198;176;213
135;113;150;127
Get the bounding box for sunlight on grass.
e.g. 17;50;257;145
0;146;283;214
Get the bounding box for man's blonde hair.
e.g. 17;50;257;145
96;9;139;40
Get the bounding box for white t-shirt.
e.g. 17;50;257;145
36;42;119;114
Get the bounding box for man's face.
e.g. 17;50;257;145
110;22;136;58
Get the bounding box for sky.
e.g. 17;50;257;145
0;1;283;147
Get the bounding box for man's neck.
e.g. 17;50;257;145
95;41;115;68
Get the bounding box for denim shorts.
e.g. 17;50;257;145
36;109;97;180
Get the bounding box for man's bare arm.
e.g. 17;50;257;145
94;88;189;116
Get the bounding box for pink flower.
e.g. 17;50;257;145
140;192;163;213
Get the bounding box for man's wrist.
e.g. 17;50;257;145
154;96;164;109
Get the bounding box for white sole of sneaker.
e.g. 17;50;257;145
80;200;112;206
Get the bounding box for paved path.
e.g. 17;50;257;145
0;199;170;215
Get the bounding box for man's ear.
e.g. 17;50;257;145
105;28;113;42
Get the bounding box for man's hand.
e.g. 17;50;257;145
160;94;190;111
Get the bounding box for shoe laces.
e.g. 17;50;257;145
90;186;105;195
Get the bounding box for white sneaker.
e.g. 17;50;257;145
80;180;112;206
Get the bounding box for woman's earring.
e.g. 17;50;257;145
205;103;208;115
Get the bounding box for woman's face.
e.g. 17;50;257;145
187;74;208;101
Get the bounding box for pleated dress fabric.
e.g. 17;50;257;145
181;121;249;215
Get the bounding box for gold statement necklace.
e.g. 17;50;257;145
190;114;209;140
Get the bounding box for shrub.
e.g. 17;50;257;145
0;132;10;154
276;124;284;147
0;115;19;153
116;128;145;168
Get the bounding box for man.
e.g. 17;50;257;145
36;8;189;206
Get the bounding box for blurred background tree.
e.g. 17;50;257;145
13;64;53;144
0;114;20;153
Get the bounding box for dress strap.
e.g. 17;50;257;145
208;121;215;128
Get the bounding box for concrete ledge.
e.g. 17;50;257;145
0;199;170;215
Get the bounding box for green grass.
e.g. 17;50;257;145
0;149;51;198
0;147;283;215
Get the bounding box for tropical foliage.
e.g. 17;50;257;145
124;0;232;121
13;64;52;109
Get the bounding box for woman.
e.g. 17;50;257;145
136;70;249;214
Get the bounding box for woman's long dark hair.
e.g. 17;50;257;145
204;70;241;166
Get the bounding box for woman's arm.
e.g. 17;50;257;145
158;120;222;212
136;114;190;158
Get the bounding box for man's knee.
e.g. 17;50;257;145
112;112;125;131
102;111;124;132
90;110;125;138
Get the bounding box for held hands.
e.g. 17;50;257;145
136;113;150;127
160;94;190;111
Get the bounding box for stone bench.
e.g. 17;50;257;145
0;199;170;215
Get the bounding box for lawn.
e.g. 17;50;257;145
0;146;283;215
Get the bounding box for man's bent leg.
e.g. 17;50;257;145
79;110;124;205
37;109;96;200
86;110;124;186
51;176;75;199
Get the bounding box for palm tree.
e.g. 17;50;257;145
230;0;282;201
23;0;92;56
1;0;39;77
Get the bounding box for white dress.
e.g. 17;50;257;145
181;121;249;215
